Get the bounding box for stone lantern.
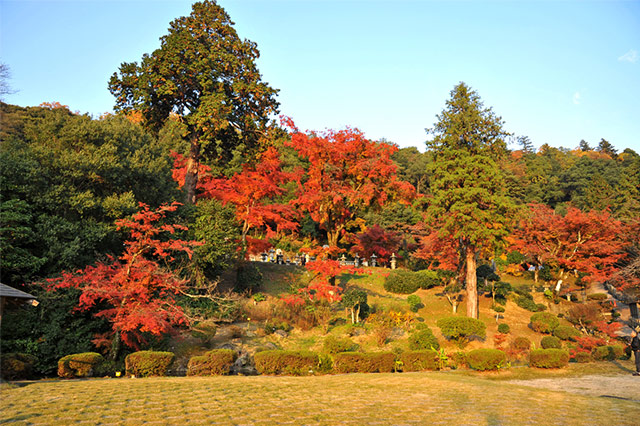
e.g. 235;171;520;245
390;253;397;270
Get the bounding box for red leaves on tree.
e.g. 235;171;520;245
349;224;401;265
282;117;414;247
412;224;459;272
47;202;201;349
172;147;299;251
510;203;629;285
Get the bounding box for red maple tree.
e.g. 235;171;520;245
282;117;414;249
47;202;200;350
349;224;401;266
172;147;299;253
510;203;628;289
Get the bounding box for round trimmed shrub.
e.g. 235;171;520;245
384;270;419;294
493;305;506;313
323;336;358;354
187;349;237;376
414;270;442;289
408;327;440;351
512;336;531;351
437;316;486;345
254;350;319;375
529;312;560;334
529;348;569;368
125;351;174;377
553;325;582;341
592;345;625;361
1;353;37;380
466;349;507;371
400;350;439;372
497;323;510;334
333;352;396;373
540;335;562;349
58;352;104;379
573;351;593;363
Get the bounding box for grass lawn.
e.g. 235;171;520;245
2;370;639;425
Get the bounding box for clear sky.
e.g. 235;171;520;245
1;0;638;153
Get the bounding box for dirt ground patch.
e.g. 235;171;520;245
507;375;640;401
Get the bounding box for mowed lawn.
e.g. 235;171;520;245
2;372;639;425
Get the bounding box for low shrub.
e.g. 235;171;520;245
553;325;582;341
407;294;422;312
448;351;467;369
493;305;506;314
323;336;358;354
383;270;420;294
512;336;531;351
573;351;593;363
1;353;37;380
400;350;439;371
264;320;292;335
254;350;319;375
587;293;608;301
515;295;543;312
540;336;562;349
235;262;263;293
414;270;442;289
592;345;625;361
125;351;174;377
187;349;237;376
466;349;507;371
58;352;104;379
437;316;486;347
333;352;396;373
529;312;560;334
529;348;569;368
408;327;440;351
497;323;510;334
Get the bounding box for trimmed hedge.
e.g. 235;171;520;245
553;325;581;341
400;350;439;372
592;345;625;361
529;348;569;368
254;350;319;375
466;349;507;371
573;351;593;363
383;270;420;294
540;335;562;349
333;352;396;373
437;316;486;343
187;349;237;376
408;327;440;351
414;270;442;289
125;351;174;377
587;293;608;301
529;312;560;334
1;353;37;380
58;352;104;379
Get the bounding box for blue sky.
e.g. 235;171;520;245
1;0;638;153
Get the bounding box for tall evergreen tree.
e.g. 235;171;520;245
425;82;515;318
109;0;279;204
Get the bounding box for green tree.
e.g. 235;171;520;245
597;138;617;158
579;139;591;151
425;82;514;318
0;102;178;282
109;0;279;204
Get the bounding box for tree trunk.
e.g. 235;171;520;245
465;247;478;319
184;136;201;205
109;330;121;361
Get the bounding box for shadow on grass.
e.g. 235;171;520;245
0;414;42;424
